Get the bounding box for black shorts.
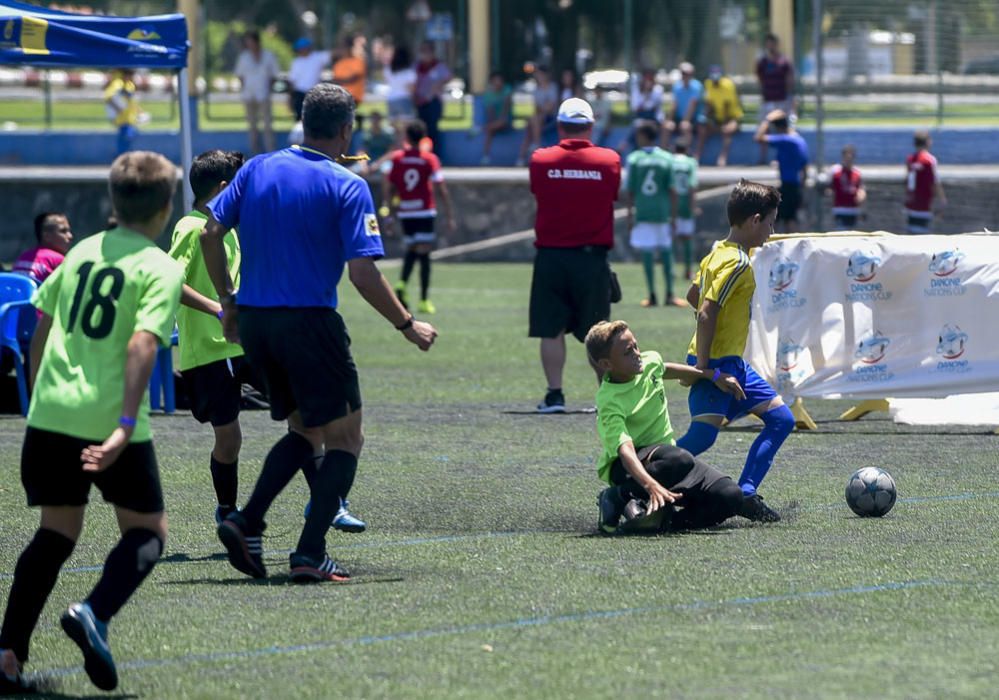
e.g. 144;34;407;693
291;91;307;121
609;444;728;493
180;356;261;427
834;213;858;229
401;216;436;247
21;427;164;513
778;182;801;222
529;246;612;343
238;306;361;428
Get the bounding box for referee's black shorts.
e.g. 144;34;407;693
529;246;612;343
238;306;361;428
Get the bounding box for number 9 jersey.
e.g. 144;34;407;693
28;227;183;443
388;147;444;219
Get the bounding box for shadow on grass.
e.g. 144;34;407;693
159;552;227;564
21;679;138;700
162;575;406;587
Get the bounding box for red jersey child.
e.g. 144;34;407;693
904;131;946;234
383;119;455;314
828;145;866;230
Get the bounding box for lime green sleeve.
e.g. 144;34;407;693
134;265;183;347
31;262;64;317
167;225;198;276
597;403;632;457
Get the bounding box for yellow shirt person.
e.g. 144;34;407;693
104;70;142;155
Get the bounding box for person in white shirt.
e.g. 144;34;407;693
385;45;416;120
288;38;331;121
234;30;279;154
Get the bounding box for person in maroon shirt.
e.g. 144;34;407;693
528;98;622;413
756;34;795;164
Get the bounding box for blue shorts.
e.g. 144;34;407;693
686;355;778;421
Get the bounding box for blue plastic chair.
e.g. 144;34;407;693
149;329;179;414
0;273;38;416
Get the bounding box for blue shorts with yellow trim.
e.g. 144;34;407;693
686;355;778;421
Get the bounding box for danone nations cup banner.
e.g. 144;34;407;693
745;233;999;401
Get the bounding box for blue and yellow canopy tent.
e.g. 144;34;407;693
0;0;193;208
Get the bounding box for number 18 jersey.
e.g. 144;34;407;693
388;148;444;219
28;227;183;442
626;146;673;223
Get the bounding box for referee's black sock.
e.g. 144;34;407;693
209;455;238;510
418;253;431;300
242;431;314;530
297;450;358;558
0;528;75;663
401;249;418;283
86;528;162;622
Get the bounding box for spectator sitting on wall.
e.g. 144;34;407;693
559;68;583;102
699;64;743;166
517;65;560;166
359;111;397;173
663;62;704;151
333;34;368;108
618;68;664;153
589;86;613;147
13;212;74;284
415;41;452;154
480;71;513;165
385;45;416;120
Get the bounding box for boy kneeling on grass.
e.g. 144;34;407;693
587;320;749;534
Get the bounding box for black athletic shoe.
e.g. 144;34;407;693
740;493;782;523
0;648;39;696
289;553;351;583
597;487;625;534
536;389;566;414
60;603;118;691
218;511;267;578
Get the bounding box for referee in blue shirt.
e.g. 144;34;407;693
201;83;437;583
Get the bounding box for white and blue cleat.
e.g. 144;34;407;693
60;602;118;691
303;498;367;533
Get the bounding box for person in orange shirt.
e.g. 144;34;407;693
333;34;367;107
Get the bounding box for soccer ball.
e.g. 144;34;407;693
617;499;671;534
845;467;897;517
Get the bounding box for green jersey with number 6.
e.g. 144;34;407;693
626;146;674;223
28;227;183;442
671;153;699;219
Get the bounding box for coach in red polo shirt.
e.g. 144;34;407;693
529;97;622;413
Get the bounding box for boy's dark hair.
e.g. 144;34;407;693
765;33;779;44
489;70;504;82
390;46;411;72
584;320;630;364
727;179;780;227
635;119;659;143
771;116;789;131
244;29;260;43
842;144;856;157
33;212;63;242
674;140;688;155
303;83;356;140
913;130;930;148
108;151;177;224
189;150;244;202
405;119;427;144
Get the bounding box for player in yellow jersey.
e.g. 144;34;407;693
0;152;183;693
675;180;793;522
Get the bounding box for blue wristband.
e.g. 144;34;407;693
216;309;224;320
119;415;137;428
712;368;722;382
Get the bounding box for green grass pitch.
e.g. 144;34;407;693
1;262;998;698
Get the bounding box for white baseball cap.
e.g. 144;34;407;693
556;97;594;125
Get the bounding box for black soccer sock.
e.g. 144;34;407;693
0;528;75;663
400;249;418;284
296;450;358;558
418;253;432;301
241;431;315;530
300;454;323;490
209;455;238;509
86;528;162;622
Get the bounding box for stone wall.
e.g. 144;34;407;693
0;168;995;264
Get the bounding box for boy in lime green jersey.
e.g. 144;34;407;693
625;120;680;307
169;150;250;526
671;141;699;282
0;152;183;693
586;320;747;534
